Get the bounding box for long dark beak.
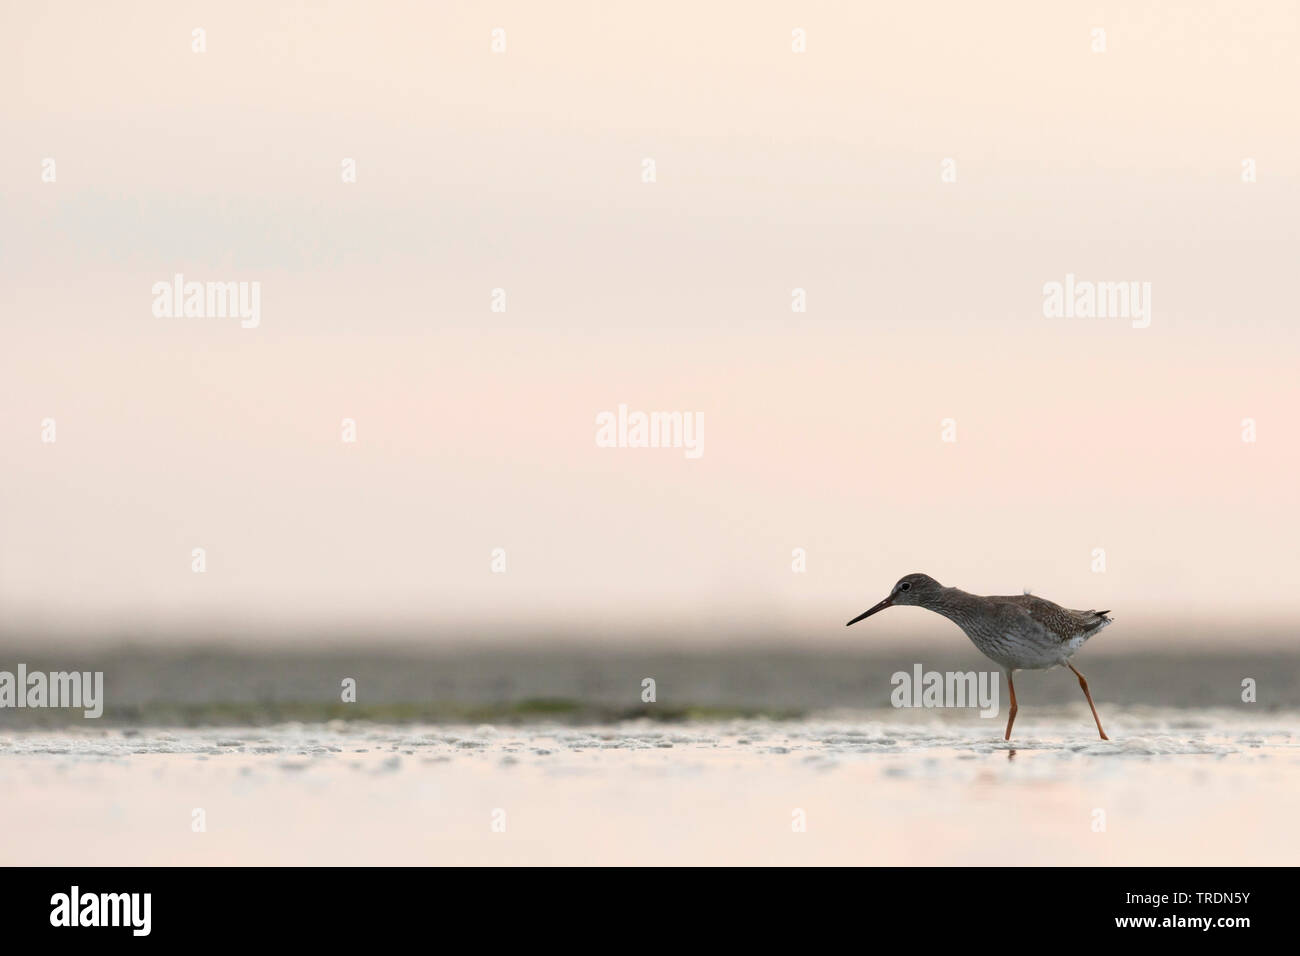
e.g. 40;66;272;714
846;597;892;626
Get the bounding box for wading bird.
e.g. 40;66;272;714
847;573;1111;740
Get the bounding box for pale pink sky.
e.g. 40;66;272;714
2;2;1298;644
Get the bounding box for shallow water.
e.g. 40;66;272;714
1;707;1296;865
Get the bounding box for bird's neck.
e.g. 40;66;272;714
922;587;985;631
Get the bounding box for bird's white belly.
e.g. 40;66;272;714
967;630;1073;671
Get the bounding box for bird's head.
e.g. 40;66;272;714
846;573;943;625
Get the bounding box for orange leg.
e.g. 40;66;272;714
1068;662;1109;740
1004;671;1018;741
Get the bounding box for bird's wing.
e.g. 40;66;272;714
990;595;1112;641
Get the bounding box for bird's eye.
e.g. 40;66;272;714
900;582;911;591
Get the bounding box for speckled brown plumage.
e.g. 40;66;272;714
989;594;1111;643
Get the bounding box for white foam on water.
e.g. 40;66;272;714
1;707;1296;865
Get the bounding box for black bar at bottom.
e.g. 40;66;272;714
0;865;1281;942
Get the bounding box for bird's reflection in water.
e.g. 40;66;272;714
1007;749;1017;761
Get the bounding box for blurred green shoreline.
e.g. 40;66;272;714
0;645;1295;728
0;699;806;728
